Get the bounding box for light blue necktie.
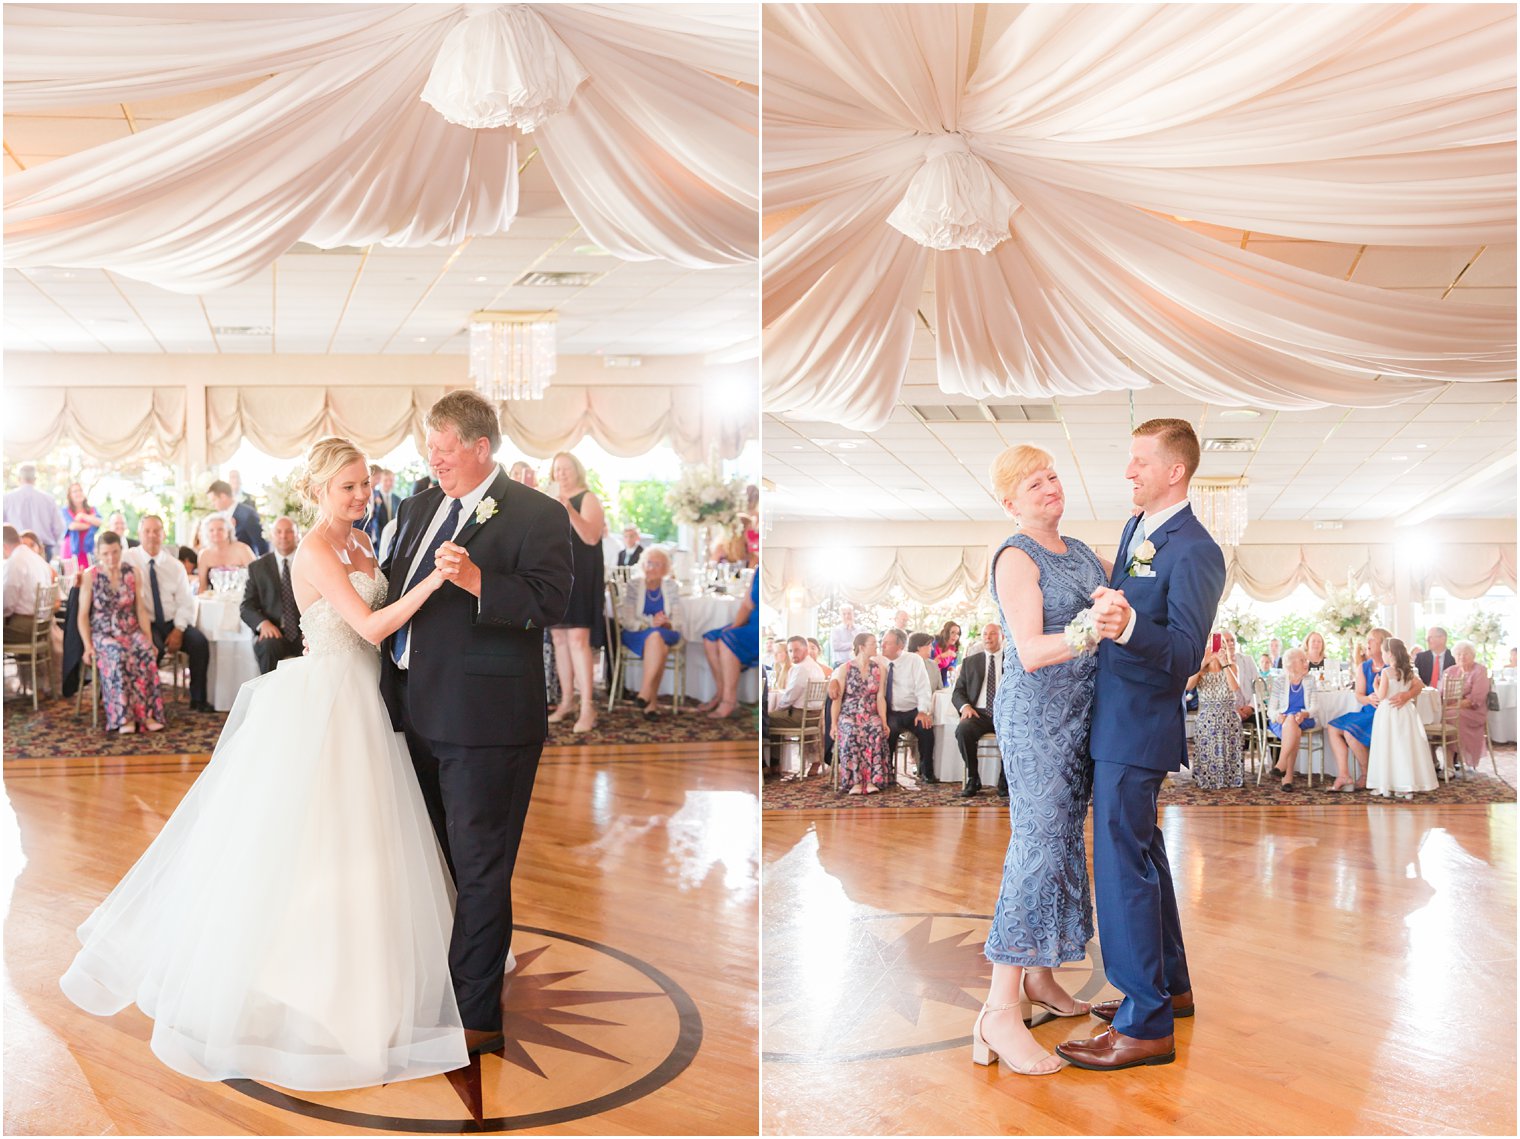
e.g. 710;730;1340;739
1124;518;1148;566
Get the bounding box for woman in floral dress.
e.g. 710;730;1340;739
830;631;888;794
77;531;165;733
1186;642;1243;788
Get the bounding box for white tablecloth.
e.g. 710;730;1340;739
929;688;1002;785
1275;687;1440;775
618;592;759;706
194;596;260;712
1489;679;1516;744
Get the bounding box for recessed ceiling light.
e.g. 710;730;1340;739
473;276;489;283
791;445;803;450
1415;443;1428;449
1390;454;1408;461
837;441;858;450
414;336;428;342
1218;409;1261;420
573;244;613;257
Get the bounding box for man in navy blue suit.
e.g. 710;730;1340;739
1056;419;1225;1072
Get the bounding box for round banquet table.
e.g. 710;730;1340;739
1281;686;1441;775
194;595;261;712
1488;678;1516;744
618;591;759;706
929;688;1003;786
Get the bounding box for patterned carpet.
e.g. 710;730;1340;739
763;744;1517;810
2;691;755;761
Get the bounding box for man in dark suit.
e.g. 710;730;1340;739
616;524;645;568
240;517;304;675
952;622;1008;798
209;480;267;555
380;391;573;1097
1414;626;1455;689
365;464;394;545
1058;419;1226;1073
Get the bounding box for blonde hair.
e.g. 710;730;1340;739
552;451;588;490
989;445;1056;504
294;436;368;513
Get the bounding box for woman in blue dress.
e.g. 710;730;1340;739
974;445;1107;1078
1325;626;1392;791
697;569;758;719
615;546;682;718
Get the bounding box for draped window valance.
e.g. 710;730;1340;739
5;386;186;463
206;386;447;464
762;3;1517;430
3;3;758;291
762;542;1517;609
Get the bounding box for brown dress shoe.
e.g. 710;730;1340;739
1090;991;1194;1024
1055;1026;1175;1070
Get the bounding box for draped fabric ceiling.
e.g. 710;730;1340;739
762;540;1519;609
5;3;758;291
762;3;1517;430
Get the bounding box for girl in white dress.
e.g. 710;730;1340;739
60;437;468;1091
1366;638;1436;800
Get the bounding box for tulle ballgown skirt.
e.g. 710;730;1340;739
60;648;467;1090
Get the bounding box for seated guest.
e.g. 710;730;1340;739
1221;629;1258;722
615;546;682;717
1258;650;1274;673
1415;626;1455;688
208;479;266;555
696;568;758;719
124;515;213;712
239;516;304;677
952;622;1007;798
908;631;940;696
18;531;57;582
106;513;139;548
3;524;54;645
1267;636;1284;669
881;628;935;784
617;524;645;568
932;621;961;686
828;631;888;795
768;638;791;686
177;545;199;589
828;604;859;666
1449;640;1491;770
772;636;827;775
195;515;255;592
77;531;164;733
1267;647;1320;791
807;637;823;661
1303;630;1329;671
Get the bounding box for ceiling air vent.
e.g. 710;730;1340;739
988;404;1059;423
1202;437;1256;453
909;404;986;423
212;325;271;336
513;271;603;288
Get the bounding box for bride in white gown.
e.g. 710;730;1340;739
60;437;468;1091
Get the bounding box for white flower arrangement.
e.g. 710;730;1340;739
475;496;499;526
1065;607;1099;655
1318;582;1377;649
1219;603;1262;647
1458;606;1508;663
668;464;745;530
262;468;312;527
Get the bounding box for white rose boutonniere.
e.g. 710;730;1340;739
1064;608;1099;655
474;496;499;526
1128;539;1157;578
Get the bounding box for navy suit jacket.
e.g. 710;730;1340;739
231;501;267;556
1091;504;1226;772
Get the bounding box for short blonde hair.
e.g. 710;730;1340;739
989;445;1056;503
552;451;588;490
294;436;368;509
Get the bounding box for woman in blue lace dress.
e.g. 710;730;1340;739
972;446;1109;1078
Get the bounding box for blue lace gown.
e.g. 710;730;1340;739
984;534;1103;968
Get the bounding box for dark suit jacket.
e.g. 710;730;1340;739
617;544;644;567
1414;648;1456;687
1092;504;1227;772
231;501;267;556
951;650;990;715
240;552;294;639
365;490;395;546
380;469;574;749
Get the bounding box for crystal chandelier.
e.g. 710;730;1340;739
1189;477;1249;547
468;311;557;401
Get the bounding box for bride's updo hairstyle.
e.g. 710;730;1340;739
990;444;1056;507
295;436;368;516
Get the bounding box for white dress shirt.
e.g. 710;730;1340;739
1116;498;1191;646
3;545;53;618
123;546;196;629
884;650;931;714
397;467;499;669
773;656;826;712
976;649;1003;710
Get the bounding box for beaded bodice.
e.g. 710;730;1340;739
300;570;386;658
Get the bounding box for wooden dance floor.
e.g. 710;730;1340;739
763;803;1517;1136
3;740;758;1136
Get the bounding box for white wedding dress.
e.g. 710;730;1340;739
60;570;468;1090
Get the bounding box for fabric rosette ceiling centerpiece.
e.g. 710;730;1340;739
762;3;1517;430
3;2;759;291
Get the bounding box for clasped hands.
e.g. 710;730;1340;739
433;540;481;597
1088;586;1133;641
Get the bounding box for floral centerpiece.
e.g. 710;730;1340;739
1458;606;1508;667
262;468;314;527
1218;604;1262;649
1318;582;1378;657
668;464;744;529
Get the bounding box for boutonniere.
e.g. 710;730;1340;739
474;497;499;526
1128;539;1156;577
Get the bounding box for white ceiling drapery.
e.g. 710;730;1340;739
763;3;1517;430
3;3;758;292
